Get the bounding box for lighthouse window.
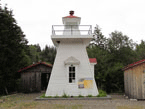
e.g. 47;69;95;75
69;66;75;83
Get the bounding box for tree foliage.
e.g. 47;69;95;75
28;44;41;63
135;40;145;60
87;25;138;93
0;5;29;94
24;44;56;65
40;45;56;64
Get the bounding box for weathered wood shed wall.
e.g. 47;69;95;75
123;59;145;99
18;62;52;93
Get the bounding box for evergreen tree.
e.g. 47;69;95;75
135;40;145;60
87;25;137;93
0;5;28;94
28;44;41;64
40;45;56;64
91;24;108;49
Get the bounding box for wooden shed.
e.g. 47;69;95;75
18;62;52;93
123;59;145;99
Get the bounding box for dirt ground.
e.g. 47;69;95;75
0;92;145;109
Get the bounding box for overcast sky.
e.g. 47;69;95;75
1;0;145;49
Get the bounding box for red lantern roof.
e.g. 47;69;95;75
89;58;97;64
63;10;79;18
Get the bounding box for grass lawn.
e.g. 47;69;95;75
117;106;145;109
0;93;82;109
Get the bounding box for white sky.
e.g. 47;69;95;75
1;0;145;49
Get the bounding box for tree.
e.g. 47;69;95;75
28;44;41;64
87;25;137;93
87;25;110;90
40;45;56;64
25;44;56;65
108;31;136;65
135;40;145;60
91;24;108;49
0;5;28;94
87;45;110;90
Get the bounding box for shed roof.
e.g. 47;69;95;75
123;59;145;71
89;58;97;64
18;62;52;72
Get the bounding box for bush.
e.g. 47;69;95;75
87;95;93;97
40;93;52;98
78;94;84;97
54;95;59;98
40;93;45;98
62;93;69;98
97;90;107;97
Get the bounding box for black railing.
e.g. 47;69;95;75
52;25;92;35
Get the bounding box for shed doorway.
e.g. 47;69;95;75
41;73;50;90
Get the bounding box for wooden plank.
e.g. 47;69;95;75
128;69;130;98
130;70;133;98
124;71;127;96
36;72;41;92
134;69;137;98
136;64;142;99
131;69;133;98
142;64;145;99
126;71;129;96
130;69;133;98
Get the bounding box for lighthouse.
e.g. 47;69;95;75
45;11;99;96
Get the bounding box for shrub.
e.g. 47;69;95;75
78;94;84;97
87;94;93;97
62;93;69;98
40;93;52;98
40;93;45;98
97;90;107;97
54;95;59;98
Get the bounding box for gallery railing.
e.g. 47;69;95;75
52;25;92;35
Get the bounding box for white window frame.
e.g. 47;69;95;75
69;65;75;83
66;64;78;84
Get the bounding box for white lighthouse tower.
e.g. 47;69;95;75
45;11;99;96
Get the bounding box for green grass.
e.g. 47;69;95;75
0;94;83;109
40;93;45;98
117;105;145;109
51;104;82;109
62;93;69;98
78;94;84;98
0;95;38;109
54;95;59;98
87;94;93;97
97;90;107;97
40;93;52;98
